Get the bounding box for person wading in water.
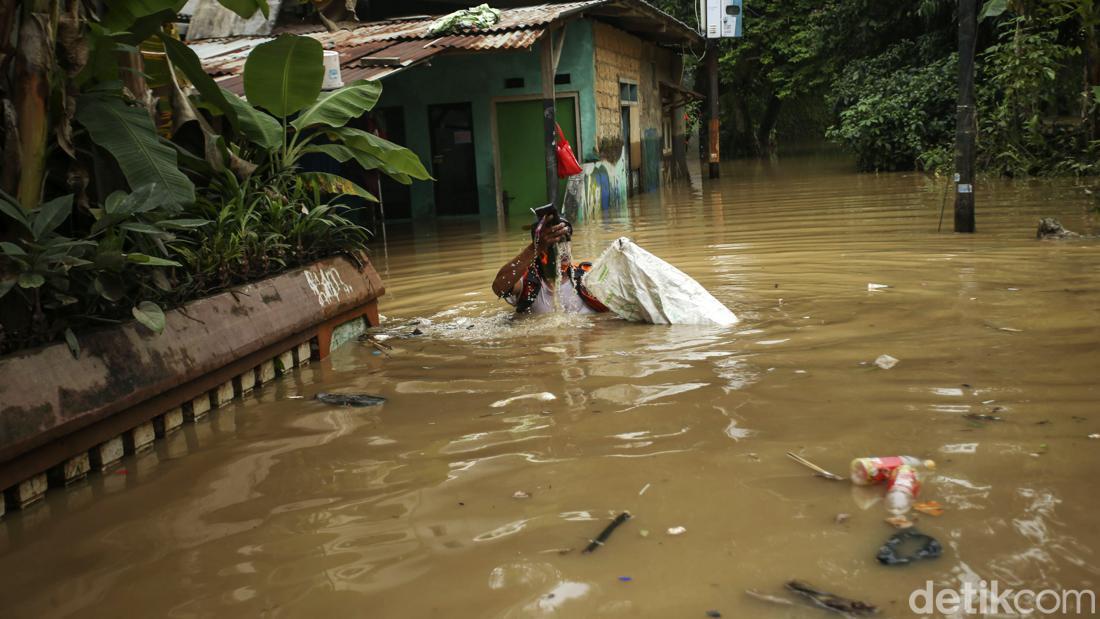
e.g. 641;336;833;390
491;211;608;315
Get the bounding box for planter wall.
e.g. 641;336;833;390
0;253;384;507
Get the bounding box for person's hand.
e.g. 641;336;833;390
535;217;570;252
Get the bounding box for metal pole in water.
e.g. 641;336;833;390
707;39;721;179
954;0;977;233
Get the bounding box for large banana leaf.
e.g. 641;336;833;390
298;172;378;201
102;0;184;30
244;35;323;118
329;126;433;181
215;0;269;19
291;80;382;131
158;33;239;132
301;143;412;185
221;89;282;150
76;95;196;204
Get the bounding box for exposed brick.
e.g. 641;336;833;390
212;380;235;408
50;453;91;486
90;436;124;471
258;360;276;384
154;408;184;437
236;368;257;395
5;473;48;509
276;350;294;375
186;392;211;421
124;420;156;454
296;341;312;366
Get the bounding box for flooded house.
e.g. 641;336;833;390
189;1;703;222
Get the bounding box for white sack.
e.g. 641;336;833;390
585;237;738;326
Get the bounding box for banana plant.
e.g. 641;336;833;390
167;33;432;200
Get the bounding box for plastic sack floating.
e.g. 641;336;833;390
585;237;738;326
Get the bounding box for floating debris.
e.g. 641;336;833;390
582;512;631;554
541;346;566;354
834;513;851;525
1089;434;1100;439
785;580;878;615
913;501;945;517
874;354;899;370
638;483;651;496
786;451;844;480
745;590;796;608
885;515;915;529
867;283;890;291
963;413;1002;422
315;392;386;407
512;491;531;499
490;392;557;408
667;526;687;536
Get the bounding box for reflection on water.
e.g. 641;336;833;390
2;156;1099;617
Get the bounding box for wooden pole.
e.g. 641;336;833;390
541;30;558;206
706;39;720;179
953;0;977;233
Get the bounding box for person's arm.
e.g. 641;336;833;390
491;220;570;298
492;243;537;298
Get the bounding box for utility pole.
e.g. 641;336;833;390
541;30;559;206
707;38;720;179
954;0;977;233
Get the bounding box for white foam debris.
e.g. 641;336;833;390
490;392;557;408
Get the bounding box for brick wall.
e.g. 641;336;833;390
592;22;679;147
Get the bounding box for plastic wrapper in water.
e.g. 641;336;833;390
586;237;738;326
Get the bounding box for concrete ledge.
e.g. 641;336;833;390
0;253;384;495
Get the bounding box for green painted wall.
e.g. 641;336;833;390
377;20;596;219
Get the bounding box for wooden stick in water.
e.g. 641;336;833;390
582;511;631;553
786;452;845;481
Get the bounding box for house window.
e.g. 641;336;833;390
554;73;571;85
619;80;638;104
504;77;525;89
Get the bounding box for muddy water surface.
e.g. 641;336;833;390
2;156;1099;618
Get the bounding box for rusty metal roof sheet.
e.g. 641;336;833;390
192;1;701;95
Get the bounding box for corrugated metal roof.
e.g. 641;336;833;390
192;1;701;95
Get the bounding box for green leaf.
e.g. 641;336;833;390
0;194;30;230
243;35;323;118
159;218;211;229
102;0;184;30
979;0;1007;21
215;0;269;19
18;273;45;289
157;33;239;132
0;278;15;298
0;241;26;256
329;126;433;181
119;222;167;235
76;95;196;203
222;88;283;149
95;274;126;300
298;172;378;201
132;301;167;334
126;253;182;267
32;195;73;240
64;327;80;359
291;80;383;131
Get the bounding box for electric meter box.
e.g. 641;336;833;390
702;0;742;38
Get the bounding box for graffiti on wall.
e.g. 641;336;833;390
305;267;354;307
571;145;628;222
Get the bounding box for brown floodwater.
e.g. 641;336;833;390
2;155;1099;618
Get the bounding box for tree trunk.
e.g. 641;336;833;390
1086;26;1100;140
756;94;782;157
735;94;757;156
13;0;59;209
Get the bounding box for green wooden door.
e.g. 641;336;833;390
496;98;578;222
